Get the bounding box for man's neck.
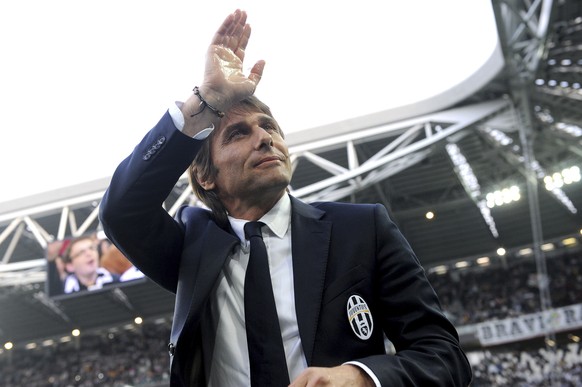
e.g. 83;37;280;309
222;190;286;221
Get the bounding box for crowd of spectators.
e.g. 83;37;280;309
2;322;581;386
0;321;170;387
467;342;582;386
427;248;582;326
1;247;581;385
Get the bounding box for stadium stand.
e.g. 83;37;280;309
428;248;582;326
1;245;582;385
0;320;171;387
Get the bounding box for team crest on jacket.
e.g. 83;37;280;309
346;294;373;340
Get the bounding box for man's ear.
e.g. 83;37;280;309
196;172;216;191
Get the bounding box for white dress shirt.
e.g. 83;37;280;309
203;194;307;386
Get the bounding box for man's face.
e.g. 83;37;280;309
202;110;292;204
66;239;99;278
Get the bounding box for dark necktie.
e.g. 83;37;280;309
244;221;290;386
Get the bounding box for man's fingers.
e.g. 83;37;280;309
289;365;373;387
229;10;246;41
289;367;329;387
235;24;252;61
211;10;241;43
211;11;235;45
248;60;266;86
211;9;248;51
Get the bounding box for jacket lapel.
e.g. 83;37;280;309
290;197;331;365
191;221;239;315
174;221;238;342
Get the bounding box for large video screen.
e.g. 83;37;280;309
45;232;145;298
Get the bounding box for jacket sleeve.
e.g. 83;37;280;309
357;204;472;386
99;112;203;293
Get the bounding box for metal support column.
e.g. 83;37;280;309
492;0;559;384
512;87;558;386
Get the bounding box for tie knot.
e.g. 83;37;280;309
244;221;265;240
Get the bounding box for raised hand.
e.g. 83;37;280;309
200;9;265;112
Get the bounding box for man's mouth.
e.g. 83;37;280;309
255;156;282;167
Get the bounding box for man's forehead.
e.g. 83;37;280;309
72;238;92;248
218;110;277;132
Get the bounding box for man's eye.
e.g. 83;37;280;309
263;124;277;132
227;130;243;141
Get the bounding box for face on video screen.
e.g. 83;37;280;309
45;233;144;298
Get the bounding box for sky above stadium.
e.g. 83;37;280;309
0;0;498;204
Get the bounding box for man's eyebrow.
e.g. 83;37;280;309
258;116;274;123
258;116;281;131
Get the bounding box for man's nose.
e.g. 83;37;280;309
253;126;273;148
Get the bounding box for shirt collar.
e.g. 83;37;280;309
228;194;291;243
260;193;291;239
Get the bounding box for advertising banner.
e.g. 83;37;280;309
477;303;582;346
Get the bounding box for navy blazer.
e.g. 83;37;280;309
99;112;472;386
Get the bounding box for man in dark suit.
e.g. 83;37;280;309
99;9;472;387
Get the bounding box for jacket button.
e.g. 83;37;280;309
168;342;175;356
